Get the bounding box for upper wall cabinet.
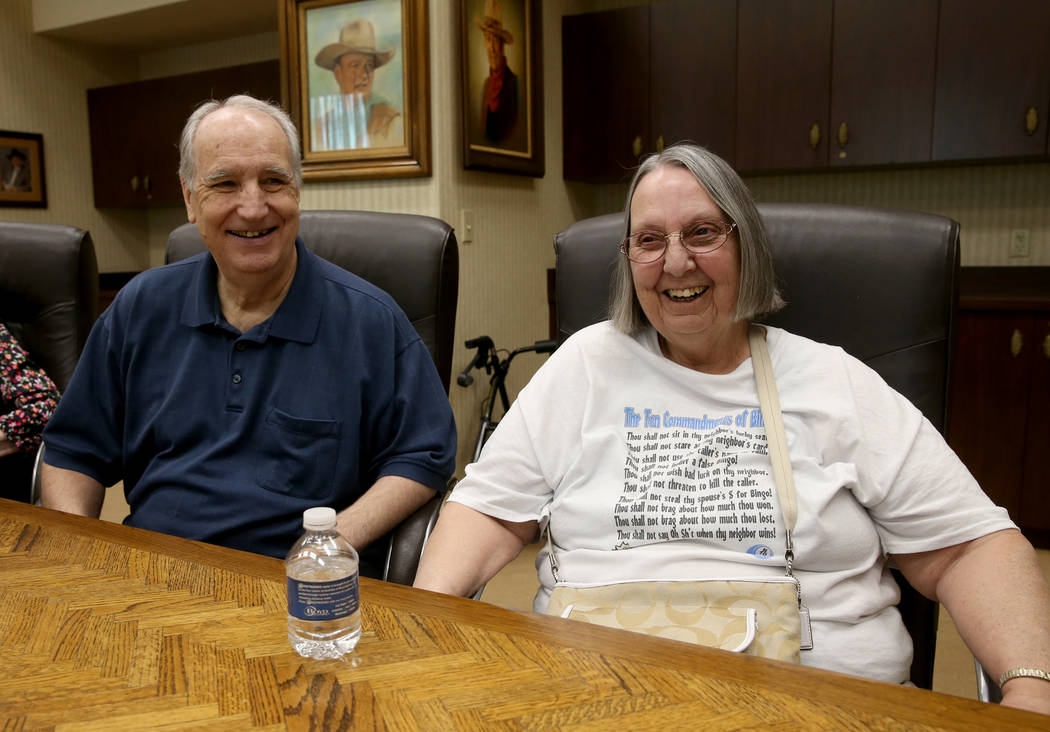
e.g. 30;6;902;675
829;0;938;167
650;0;737;167
87;61;280;207
562;0;736;183
736;0;832;171
562;6;650;182
933;0;1050;161
736;0;938;172
564;0;1050;179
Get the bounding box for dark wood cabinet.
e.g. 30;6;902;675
948;268;1050;546
562;0;736;182
87;60;280;207
563;0;1050;178
736;0;937;171
736;0;831;172
829;0;937;167
562;7;650;182
933;0;1050;161
650;0;737;166
87;84;145;207
1020;314;1050;532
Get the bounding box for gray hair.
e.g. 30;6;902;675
178;94;302;188
609;143;784;333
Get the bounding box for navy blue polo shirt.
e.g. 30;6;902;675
43;238;456;571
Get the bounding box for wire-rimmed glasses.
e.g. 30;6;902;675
620;220;737;263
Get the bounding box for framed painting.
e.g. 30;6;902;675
460;0;544;177
280;0;431;181
0;131;46;208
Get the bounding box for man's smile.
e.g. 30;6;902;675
227;227;277;239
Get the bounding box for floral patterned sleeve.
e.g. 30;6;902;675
0;322;61;452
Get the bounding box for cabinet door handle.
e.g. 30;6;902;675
1043;333;1050;360
1011;329;1023;357
837;122;849;148
130;175;139;192
809;123;821;149
143;175;151;192
1026;106;1039;136
656;135;665;153
632;136;642;157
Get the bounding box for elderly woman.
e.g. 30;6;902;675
414;144;1050;714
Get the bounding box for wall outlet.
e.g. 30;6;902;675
1009;229;1030;258
461;209;474;244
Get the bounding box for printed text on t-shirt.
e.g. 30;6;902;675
616;406;781;557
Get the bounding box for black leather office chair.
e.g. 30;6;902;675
0;224;99;392
167;210;459;586
1;223;98;503
554;203;959;691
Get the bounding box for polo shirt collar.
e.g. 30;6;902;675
179;237;321;345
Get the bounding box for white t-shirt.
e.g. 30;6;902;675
449;322;1015;683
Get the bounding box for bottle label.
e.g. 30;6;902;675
286;573;360;620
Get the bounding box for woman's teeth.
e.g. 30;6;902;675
665;286;708;301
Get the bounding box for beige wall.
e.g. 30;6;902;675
0;0;147;273
3;0;1049;472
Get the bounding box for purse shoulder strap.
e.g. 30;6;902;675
748;324;798;575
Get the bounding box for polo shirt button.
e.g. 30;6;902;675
235;342;246;351
232;373;242;384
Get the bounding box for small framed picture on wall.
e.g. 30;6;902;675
460;0;544;177
0;131;46;208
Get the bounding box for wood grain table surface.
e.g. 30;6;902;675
0;498;1044;731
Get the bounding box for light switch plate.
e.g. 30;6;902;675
461;209;474;244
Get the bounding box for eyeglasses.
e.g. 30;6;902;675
620;220;737;263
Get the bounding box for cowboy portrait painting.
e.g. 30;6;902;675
459;0;542;176
465;0;529;155
305;0;406;152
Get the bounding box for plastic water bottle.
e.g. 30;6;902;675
286;507;361;659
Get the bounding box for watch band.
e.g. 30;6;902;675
998;667;1050;687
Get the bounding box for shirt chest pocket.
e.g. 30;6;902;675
256;408;341;500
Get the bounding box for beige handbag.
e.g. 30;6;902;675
545;326;812;662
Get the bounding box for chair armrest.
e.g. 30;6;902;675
30;443;44;506
382;491;444;586
975;659;1003;703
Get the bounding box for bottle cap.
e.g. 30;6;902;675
302;507;337;530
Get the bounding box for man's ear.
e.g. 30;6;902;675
180;179;196;223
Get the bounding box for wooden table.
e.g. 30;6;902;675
0;499;1044;730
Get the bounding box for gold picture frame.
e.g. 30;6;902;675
460;0;544;177
281;0;431;181
0;131;46;208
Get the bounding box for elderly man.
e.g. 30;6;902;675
40;95;456;577
313;18;403;150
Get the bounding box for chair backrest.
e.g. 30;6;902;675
166;210;459;585
553;203;960;689
167;210;460;393
0;223;99;392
